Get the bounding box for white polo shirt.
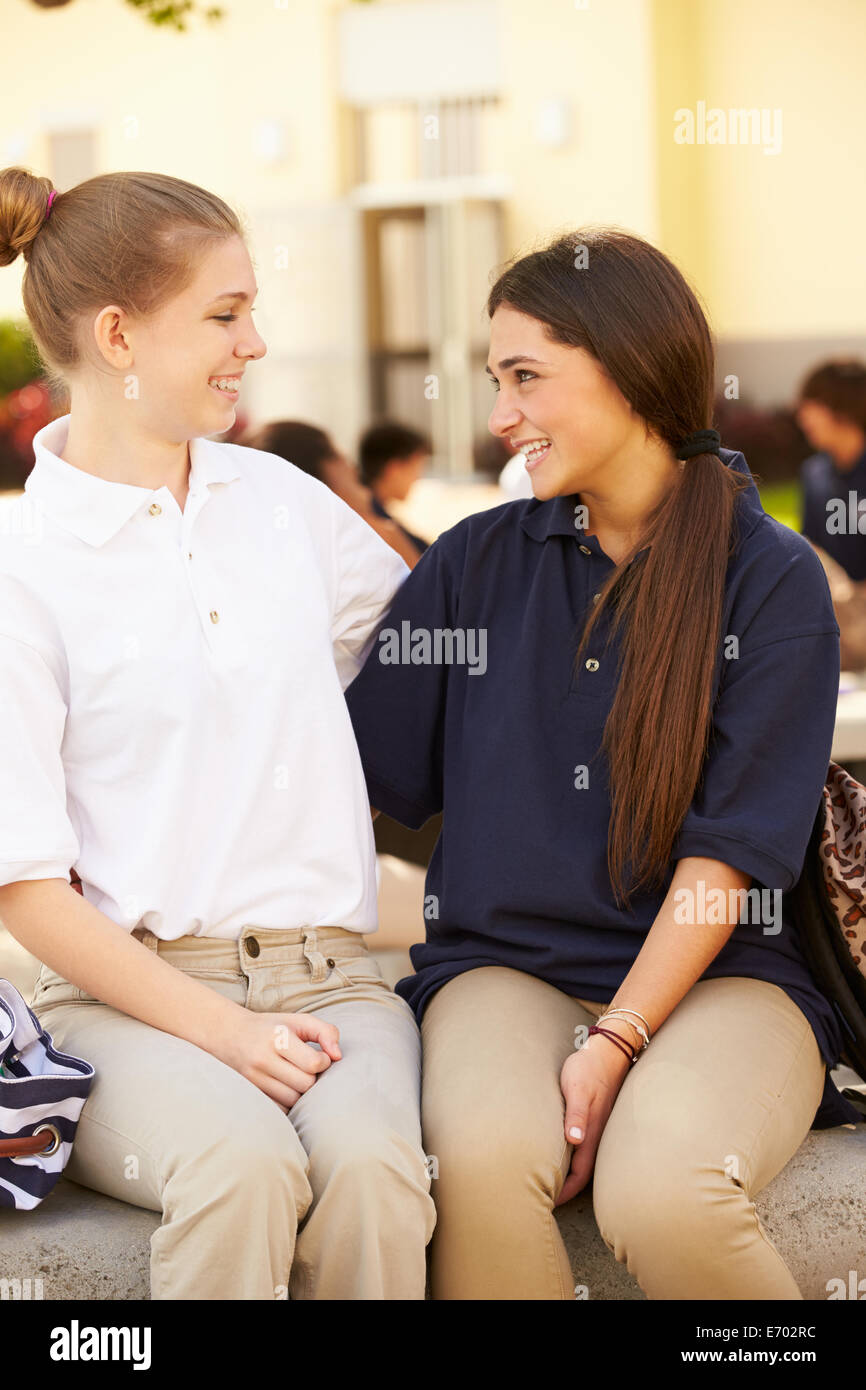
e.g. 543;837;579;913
0;414;409;939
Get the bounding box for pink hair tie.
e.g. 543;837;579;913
44;190;58;222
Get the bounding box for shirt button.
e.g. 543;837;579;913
585;658;600;672
148;503;162;516
592;592;601;604
187;553;192;560
209;610;219;624
579;544;592;555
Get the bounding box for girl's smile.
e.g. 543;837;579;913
510;436;552;470
208;372;244;401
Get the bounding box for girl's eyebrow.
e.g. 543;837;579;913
485;355;549;375
206;289;259;306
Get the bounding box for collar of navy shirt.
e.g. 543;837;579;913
25;413;243;548
519;446;765;560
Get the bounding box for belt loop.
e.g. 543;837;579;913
302;926;330;983
131;924;159;953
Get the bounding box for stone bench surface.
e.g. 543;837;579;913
2;932;865;1300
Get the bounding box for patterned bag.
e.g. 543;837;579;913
0;977;95;1209
788;760;866;1112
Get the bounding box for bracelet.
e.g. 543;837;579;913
598;1014;649;1052
598;1008;651;1052
602;1007;651;1036
587;1025;637;1065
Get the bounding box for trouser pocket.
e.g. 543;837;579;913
31;963;90;1007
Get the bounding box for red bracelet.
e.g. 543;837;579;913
587;1024;636;1064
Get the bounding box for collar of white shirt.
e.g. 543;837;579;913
25;413;242;548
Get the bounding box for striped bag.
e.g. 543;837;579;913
0;977;95;1209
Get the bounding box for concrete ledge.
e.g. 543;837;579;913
0;1180;156;1300
3;931;865;1300
4;1128;864;1301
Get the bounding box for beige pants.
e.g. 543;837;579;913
421;966;826;1300
30;924;436;1300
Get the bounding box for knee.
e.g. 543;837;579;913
310;1124;434;1225
167;1125;313;1220
593;1146;736;1257
426;1122;565;1209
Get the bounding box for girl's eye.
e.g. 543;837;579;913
214;308;256;322
488;368;536;391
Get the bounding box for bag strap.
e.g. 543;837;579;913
0;1128;60;1158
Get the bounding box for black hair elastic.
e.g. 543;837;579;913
675;428;721;460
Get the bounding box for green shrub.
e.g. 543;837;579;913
0;320;42;398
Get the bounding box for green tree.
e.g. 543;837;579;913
29;0;224;30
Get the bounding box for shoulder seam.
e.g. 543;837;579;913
739;627;839;657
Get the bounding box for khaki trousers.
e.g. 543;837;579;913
30;924;436;1300
420;966;826;1300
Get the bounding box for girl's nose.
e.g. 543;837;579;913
488;392;521;438
240;328;267;361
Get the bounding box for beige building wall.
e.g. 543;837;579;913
0;0;361;440
0;0;862;436
652;0;866;342
497;0;659;253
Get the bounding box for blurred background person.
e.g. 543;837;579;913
795;361;866;674
797;359;866;581
243;419;423;570
358;421;431;560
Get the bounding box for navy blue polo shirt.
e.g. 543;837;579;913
801;447;866;581
345;448;861;1129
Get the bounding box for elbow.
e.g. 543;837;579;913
0;877;70;934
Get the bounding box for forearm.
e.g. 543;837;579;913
0;879;241;1053
328;473;421;569
368;516;421;569
600;856;751;1051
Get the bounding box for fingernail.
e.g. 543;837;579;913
569;1126;583;1141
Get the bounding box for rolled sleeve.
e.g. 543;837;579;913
0;634;79;887
672;628;839;890
325;490;410;690
344;535;459;828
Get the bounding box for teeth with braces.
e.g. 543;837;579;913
210;378;240;391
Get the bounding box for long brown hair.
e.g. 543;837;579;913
488;227;754;910
0;167;244;396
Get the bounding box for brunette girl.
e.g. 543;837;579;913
344;227;861;1299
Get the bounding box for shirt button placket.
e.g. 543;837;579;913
577;540;602;668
